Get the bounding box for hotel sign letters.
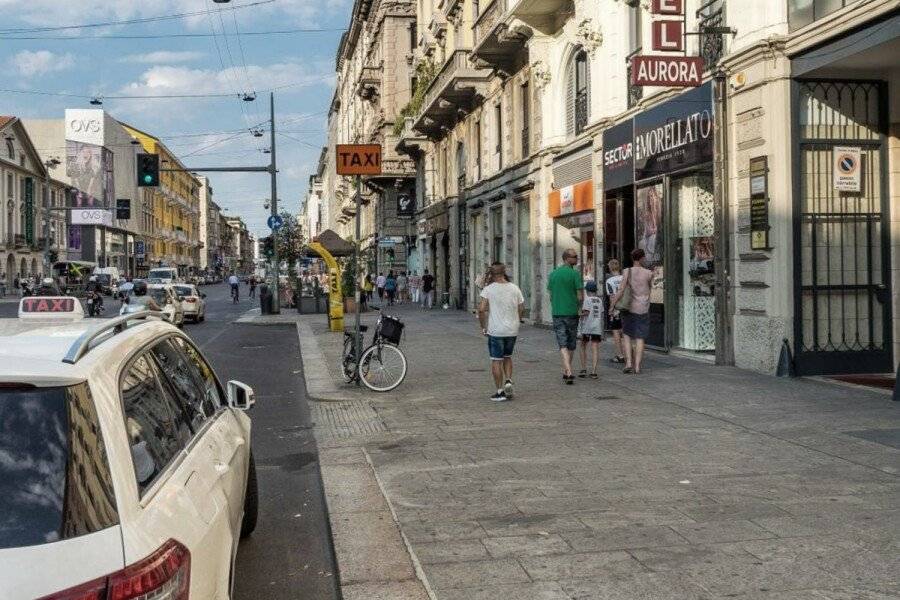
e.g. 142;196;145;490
631;0;703;88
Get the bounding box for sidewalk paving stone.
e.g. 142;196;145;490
299;305;899;598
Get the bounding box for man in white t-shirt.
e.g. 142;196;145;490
478;262;525;402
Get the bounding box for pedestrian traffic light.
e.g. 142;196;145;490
137;153;159;187
116;198;131;220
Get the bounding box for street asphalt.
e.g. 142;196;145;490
0;284;341;600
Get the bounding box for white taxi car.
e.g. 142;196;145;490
0;297;258;600
173;284;207;323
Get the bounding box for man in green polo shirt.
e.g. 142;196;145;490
547;249;584;384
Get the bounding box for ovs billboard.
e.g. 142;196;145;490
65;109;105;146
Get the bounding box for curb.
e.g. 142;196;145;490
295;320;354;402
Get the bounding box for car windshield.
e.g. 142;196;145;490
174;286;193;297
149;270;174;279
95;274;111;284
149;289;167;303
0;384;118;549
146;278;164;284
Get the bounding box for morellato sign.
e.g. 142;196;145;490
602;119;634;190
631;56;704;87
633;82;713;181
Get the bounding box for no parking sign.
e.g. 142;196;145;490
833;146;861;192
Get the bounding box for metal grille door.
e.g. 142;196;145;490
794;80;891;375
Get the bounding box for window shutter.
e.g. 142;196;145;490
565;62;575;138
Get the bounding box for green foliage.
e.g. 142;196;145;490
392;59;437;137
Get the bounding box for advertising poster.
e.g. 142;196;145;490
66;141;103;206
636;183;663;267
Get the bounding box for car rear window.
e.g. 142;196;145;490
0;384;118;549
174;286;193;296
149;290;167;304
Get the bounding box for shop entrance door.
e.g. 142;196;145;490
604;190;635;269
794;80;892;375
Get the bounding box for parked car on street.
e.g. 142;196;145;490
174;283;207;322
0;297;258;599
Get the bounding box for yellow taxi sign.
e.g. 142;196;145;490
336;144;382;175
19;296;84;320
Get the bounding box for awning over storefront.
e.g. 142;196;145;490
549;179;593;217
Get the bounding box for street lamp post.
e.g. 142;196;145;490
43;158;61;277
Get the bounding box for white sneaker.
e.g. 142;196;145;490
490;391;508;402
503;380;514;399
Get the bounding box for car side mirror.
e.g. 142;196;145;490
227;380;255;410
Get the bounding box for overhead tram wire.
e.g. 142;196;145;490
0;0;276;34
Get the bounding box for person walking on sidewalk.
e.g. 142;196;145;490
479;262;525;402
385;271;397;305
397;271;408;304
577;281;604;379
604;259;626;364
548;249;584;384
249;275;257;299
363;274;375;304
610;248;653;374
409;270;421;304
422;269;435;309
376;272;386;301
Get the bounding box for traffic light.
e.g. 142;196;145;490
262;236;275;258
137;153;159;187
116;198;131;220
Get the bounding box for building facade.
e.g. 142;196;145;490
382;0;899;377
1;116;68;281
197;176;224;275
319;0;418;275
225;217;253;273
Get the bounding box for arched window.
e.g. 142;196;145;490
5;138;13;159
565;49;590;137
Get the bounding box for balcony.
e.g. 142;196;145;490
472;0;532;73
508;0;572;35
356;63;382;100
414;50;491;137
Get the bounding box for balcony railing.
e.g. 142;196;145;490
415;50;491;136
472;0;531;72
474;0;505;48
508;0;569;35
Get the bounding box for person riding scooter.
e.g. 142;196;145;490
120;279;161;314
36;277;62;296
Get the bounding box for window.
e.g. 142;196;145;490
788;0;849;30
627;4;643;108
473;0;480;19
495;102;503;170
409;22;417;50
6;173;12;199
150;337;222;432
120;353;193;494
566;49;590;137
456;141;466;187
5;139;13;159
0;383;118;550
521;82;530;158
491;205;503;262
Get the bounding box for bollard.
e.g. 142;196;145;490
776;338;795;378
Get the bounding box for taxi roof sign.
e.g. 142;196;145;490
336;144;382;176
19;296;84;320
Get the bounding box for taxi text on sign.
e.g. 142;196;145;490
336;144;382;176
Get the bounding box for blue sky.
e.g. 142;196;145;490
1;0;351;237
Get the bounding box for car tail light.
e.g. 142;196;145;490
185;298;197;303
38;539;190;600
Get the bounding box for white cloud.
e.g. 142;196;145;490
116;61;334;98
119;51;206;64
10;50;74;77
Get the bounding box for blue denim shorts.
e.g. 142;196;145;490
553;316;580;351
487;336;517;360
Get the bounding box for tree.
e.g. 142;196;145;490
273;212;305;303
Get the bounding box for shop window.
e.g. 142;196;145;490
491;206;503;262
565;49;590;138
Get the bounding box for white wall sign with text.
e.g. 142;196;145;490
833;146;862;192
70;209;114;226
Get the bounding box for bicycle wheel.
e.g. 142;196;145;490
341;336;358;382
358;343;407;392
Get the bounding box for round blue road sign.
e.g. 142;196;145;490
268;214;284;230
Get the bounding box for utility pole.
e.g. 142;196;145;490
354;174;362;385
269;91;281;314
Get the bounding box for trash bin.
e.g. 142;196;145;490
259;284;273;315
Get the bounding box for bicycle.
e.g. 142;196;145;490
342;311;407;392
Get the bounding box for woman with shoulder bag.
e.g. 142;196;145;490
610;248;653;374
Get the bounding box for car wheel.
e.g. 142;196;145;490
240;452;258;539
